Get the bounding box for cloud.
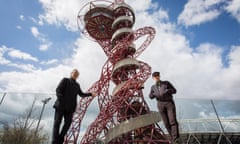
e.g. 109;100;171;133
0;46;11;65
125;0;154;12
16;25;22;30
178;0;240;26
228;45;240;65
132;3;240;101
40;59;58;65
38;0;84;32
0;45;38;71
1;45;38;62
19;15;25;21
9;63;38;72
38;0;157;32
0;65;69;92
29;16;38;24
39;44;50;51
219;46;240;99
31;26;52;51
8;49;38;62
178;0;224;26
225;0;240;23
31;27;40;38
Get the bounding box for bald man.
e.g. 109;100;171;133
52;69;96;144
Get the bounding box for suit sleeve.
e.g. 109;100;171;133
166;81;177;94
56;78;67;100
149;85;156;99
78;84;92;97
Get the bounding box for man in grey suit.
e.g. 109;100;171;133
149;71;181;144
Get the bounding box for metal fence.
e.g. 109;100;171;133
0;92;240;143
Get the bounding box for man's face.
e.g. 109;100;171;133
152;76;160;82
71;69;79;80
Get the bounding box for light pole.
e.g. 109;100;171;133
33;97;51;143
0;92;7;105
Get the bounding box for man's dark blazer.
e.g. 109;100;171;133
54;77;92;113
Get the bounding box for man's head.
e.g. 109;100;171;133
152;71;160;81
71;69;79;80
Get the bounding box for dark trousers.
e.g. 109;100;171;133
157;101;179;141
52;109;73;144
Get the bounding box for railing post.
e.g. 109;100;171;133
211;99;232;144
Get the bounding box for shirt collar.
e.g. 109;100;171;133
156;80;161;86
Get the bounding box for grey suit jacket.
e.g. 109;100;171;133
149;80;176;101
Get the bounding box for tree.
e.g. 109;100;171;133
0;98;49;144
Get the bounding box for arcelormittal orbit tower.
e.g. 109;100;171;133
65;0;170;143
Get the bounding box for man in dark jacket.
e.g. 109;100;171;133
149;71;181;144
52;69;96;144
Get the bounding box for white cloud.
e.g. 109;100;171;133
228;45;240;65
0;57;10;65
225;0;240;23
9;63;38;72
38;0;84;32
38;0;155;32
8;49;38;62
39;44;50;51
1;45;38;62
31;26;40;38
125;0;153;12
0;65;69;93
16;25;22;30
219;46;240;99
40;59;58;65
31;26;52;51
19;15;25;21
0;46;11;65
178;0;224;26
29;16;38;24
0;45;38;71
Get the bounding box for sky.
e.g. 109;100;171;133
0;0;240;141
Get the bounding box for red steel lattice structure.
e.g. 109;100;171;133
65;0;170;143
